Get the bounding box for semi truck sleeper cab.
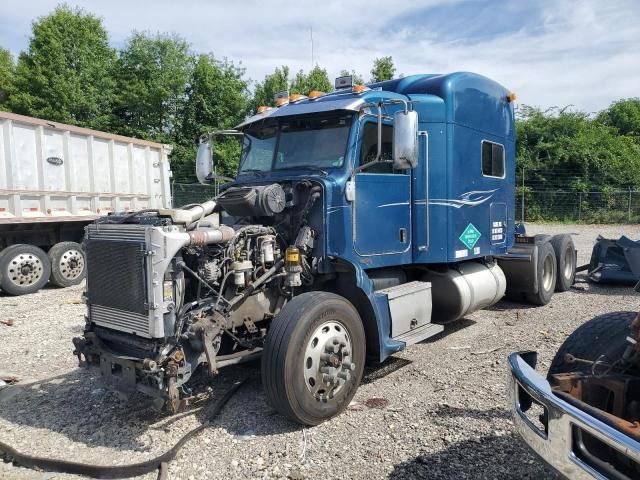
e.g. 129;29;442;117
73;72;576;425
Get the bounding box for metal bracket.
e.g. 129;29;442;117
243;318;258;334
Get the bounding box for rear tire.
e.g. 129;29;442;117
48;241;86;287
550;234;575;292
261;292;366;425
548;311;636;376
525;240;556;305
0;244;51;295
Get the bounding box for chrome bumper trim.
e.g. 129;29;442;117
508;352;640;479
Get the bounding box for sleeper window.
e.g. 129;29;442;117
482;141;504;178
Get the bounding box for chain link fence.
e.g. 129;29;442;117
173;176;640;224
517;168;640;223
171;183;219;207
516;189;640;223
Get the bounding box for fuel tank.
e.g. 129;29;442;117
422;261;506;323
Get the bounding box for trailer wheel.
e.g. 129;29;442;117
550;234;575;292
548;311;636;376
48;242;86;287
525;240;556;305
0;244;51;295
261;291;366;425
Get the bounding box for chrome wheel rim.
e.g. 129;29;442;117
303;320;355;402
58;249;84;280
542;254;554;292
7;252;44;287
563;245;574;280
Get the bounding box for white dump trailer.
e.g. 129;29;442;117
0;111;172;295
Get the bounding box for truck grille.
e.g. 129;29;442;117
85;224;152;337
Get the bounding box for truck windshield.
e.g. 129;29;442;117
239;113;353;173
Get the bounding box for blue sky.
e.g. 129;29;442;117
1;0;638;112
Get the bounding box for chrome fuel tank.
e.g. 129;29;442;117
422;261;506;323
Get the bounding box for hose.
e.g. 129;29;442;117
0;379;247;479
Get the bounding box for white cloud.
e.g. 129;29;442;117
0;0;638;111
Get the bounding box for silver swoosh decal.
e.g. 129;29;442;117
426;189;498;209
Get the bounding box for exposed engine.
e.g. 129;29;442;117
73;180;322;410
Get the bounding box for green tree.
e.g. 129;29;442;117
173;54;250;181
0;48;15;109
290;65;332;94
113;32;193;141
10;5;117;128
516;105;640;191
370;56;396;82
339;69;364;86
597;98;640;138
251;66;289;112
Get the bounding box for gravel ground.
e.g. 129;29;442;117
1;223;639;480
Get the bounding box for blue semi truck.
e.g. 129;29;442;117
73;72;575;425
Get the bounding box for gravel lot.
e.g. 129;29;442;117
1;223;639;480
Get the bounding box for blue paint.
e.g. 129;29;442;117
236;72;515;362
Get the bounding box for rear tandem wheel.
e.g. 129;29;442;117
0;244;51;295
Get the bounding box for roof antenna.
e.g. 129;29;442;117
310;26;314;68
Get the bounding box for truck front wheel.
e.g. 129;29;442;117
0;244;51;295
261;292;366;425
48;241;86;287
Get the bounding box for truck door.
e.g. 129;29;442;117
353;121;411;256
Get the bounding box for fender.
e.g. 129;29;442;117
497;234;552;295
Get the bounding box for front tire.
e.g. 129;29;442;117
261;292;366;425
0;244;51;295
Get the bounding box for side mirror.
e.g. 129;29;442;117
195;141;213;184
393;110;418;169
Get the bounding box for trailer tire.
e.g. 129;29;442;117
48;242;86;287
550;234;575;292
525;240;556;305
261;291;366;426
548;311;636;376
0;244;51;295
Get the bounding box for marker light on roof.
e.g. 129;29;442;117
352;84;369;94
308;90;325;99
257;106;272;114
289;94;307;102
507;92;517;102
274;90;289;107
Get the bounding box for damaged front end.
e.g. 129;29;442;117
73;182;321;411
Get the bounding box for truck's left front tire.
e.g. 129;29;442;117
261;291;366;425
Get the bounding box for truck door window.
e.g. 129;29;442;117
482;140;505;178
359;122;394;174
